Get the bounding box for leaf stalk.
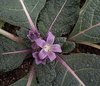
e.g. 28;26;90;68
2;49;31;55
19;0;38;32
0;28;23;43
57;56;85;86
26;64;35;86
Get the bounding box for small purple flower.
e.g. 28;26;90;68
32;52;46;65
35;32;62;61
27;29;40;42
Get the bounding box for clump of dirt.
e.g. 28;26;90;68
0;58;33;86
80;0;86;8
2;23;20;36
73;44;100;55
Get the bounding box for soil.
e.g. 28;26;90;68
0;58;33;86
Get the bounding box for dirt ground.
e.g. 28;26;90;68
0;58;33;86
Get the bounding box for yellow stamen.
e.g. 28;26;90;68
43;44;51;52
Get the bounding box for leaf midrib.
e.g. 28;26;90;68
48;0;68;31
56;65;100;86
0;0;40;25
69;0;100;40
70;23;100;40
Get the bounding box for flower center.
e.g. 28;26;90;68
43;44;51;52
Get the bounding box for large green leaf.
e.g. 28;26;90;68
0;36;27;72
10;75;37;86
37;0;80;37
0;0;46;28
35;62;56;86
16;27;31;48
53;53;100;86
69;0;100;43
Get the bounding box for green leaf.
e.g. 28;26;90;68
0;0;46;28
0;36;27;72
62;41;75;53
10;75;37;86
16;27;31;48
70;0;100;43
55;37;66;46
55;38;76;53
0;19;5;28
37;0;80;37
35;62;56;86
53;53;100;86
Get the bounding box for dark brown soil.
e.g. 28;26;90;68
0;58;33;86
80;0;86;8
74;44;100;55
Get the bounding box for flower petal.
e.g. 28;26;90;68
47;32;55;44
32;52;46;65
39;49;47;59
35;38;46;48
35;59;42;64
52;44;62;52
31;44;39;51
27;31;34;41
48;52;56;61
32;52;37;58
27;30;40;41
32;52;41;64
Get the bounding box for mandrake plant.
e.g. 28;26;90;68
0;0;100;86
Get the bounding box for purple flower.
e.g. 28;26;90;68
32;52;46;65
35;32;62;61
27;29;40;42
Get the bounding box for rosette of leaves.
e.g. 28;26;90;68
0;0;100;86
